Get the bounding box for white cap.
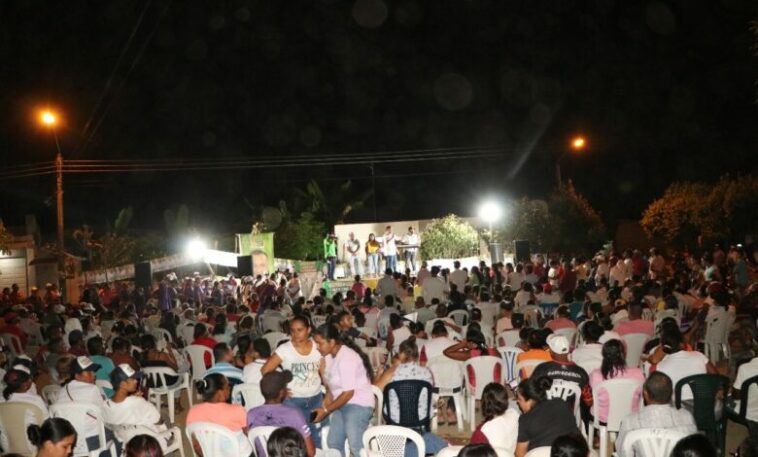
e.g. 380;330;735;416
547;334;570;355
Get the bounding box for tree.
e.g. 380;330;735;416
0;220;12;255
546;182;607;255
164;204;190;235
294;179;372;230
420;214;480;259
641;182;710;248
496;198;554;253
274;212;326;260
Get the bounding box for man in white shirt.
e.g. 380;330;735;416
243;338;272;385
656;331;717;401
401;227;419;273
343;232;362;277
416;261;431;286
422;266;447;304
449;261;468;292
55;356;110;450
376;268;398;298
608;257;627;287
616;372;697;456
729;356;758;434
570;321;604;374
380;225;398;272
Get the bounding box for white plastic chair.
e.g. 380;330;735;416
496;329;521;348
464;355;503;431
575;359;602;379
0;401;46;456
588;378;644;457
427;356;466;431
1;333;23;357
141;366;193;423
263;331;289;350
435;446;516;457
359;425;425;457
499;347;524;385
372;384;384;425
516;358;546;380
621;333;650;368
178;322;196;346
321;425;351;456
449;310;469;327
41;384;62;405
232;383;265;412
524;446;551;457
153;327;174;345
186;422;242;457
184;344;214;387
50;403;117;457
554;327;578;348
620;428;688;457
575;320;588;346
247;426;278;457
547;379;582;428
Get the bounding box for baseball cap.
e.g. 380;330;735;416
110;363;140;390
72;356;101;374
260;370;293;400
547;334;570;355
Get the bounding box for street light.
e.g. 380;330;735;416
38;109;65;291
479;201;503;263
556;134;587;187
186;238;208;262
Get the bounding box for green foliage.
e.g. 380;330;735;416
274;212;326;261
642;176;758;247
294;179;372;230
113;207;133;234
164;204;190;234
496;198;553;252
0;220;12;255
547;182;607;254
420;214;480;259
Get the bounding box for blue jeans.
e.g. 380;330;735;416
385;255;397;272
284;392;324;447
405;432;448;457
328;404;372;457
327;256;336;280
368;253;379;275
404;251;417;272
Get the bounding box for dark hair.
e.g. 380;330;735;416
600;339;627;380
193;323;207;339
125;434;164;457
431;320;448;336
389;313;403;329
661;328;682;354
213;314;227;335
551;433;589;457
140;334;157;352
196;373;227;402
511;313;525;329
112;336;131;353
289;314;312;330
582;321;604;343
252;338;272;358
518;375;552;403
457;443;497;457
481;383;508;422
213;343;231;362
313;324;373;382
3;368;32;399
267;427;307;457
237;335;252;358
527;329;547;349
671;433;717;457
87;336;105;356
27;418;77;447
397;337;419;360
644;371;673;404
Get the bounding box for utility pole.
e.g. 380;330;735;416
56;150;64;273
370;162;377;222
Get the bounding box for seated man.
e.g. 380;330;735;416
242;338;272;385
729;355;758;435
616;372;697;456
531;334;591;411
246;370;316;457
205;343;244;384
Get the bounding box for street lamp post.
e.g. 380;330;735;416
478;201;502;264
40;110;65;285
556;135;586;188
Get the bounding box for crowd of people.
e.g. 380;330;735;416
0;242;757;457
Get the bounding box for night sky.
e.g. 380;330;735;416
1;0;756;239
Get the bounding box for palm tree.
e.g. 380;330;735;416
295;179;373;230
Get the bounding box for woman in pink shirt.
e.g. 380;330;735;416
312;324;374;457
588;339;644;423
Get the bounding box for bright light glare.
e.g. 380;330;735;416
571;136;586;150
186;238;207;261
40;111;57;126
479;201;502;224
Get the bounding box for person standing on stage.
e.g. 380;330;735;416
365;234;381;277
381;226;397;273
324;233;337;281
402;226;419;273
343;232;362;277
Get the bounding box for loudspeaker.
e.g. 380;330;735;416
514;240;531;263
237;255;253;276
135;262;152;290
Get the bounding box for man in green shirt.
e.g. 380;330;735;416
324;233;337;280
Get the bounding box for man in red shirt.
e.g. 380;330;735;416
192;323;217;367
615;302;654;337
3;312;28;352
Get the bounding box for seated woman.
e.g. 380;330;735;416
470;383;519;455
186;373;252;456
515;376;579;457
139;334;179;388
124;434;165;457
3;365;48;415
105;364;172;449
588;339;644;424
385;313;412;354
27;418;77;457
443;328;498;362
374;338;448;457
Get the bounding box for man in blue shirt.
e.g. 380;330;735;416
204;343;243;384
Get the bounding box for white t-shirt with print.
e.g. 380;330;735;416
275;341;322;398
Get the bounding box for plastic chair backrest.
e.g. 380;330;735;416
184;344;214;380
621;428;688;457
263;332;289;351
41;384;62;405
50;402;108;456
232;383;265;411
524;446;551;457
186;421;240;457
427;356;464;391
496;329;521;348
247;425;278;457
362;425;425;457
364;313;379;333
153;328;173;344
575;359;602;378
553;328;578;347
593;378;644;431
448;310;469;327
1;333;22;356
674;374;729;453
0;401;45;455
498;347;524;384
516;358;545;379
734;374;758;419
464;356;503;398
372;385;384;425
621;333;650;368
382;380;433;432
141;366;180;390
179;323;196;346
